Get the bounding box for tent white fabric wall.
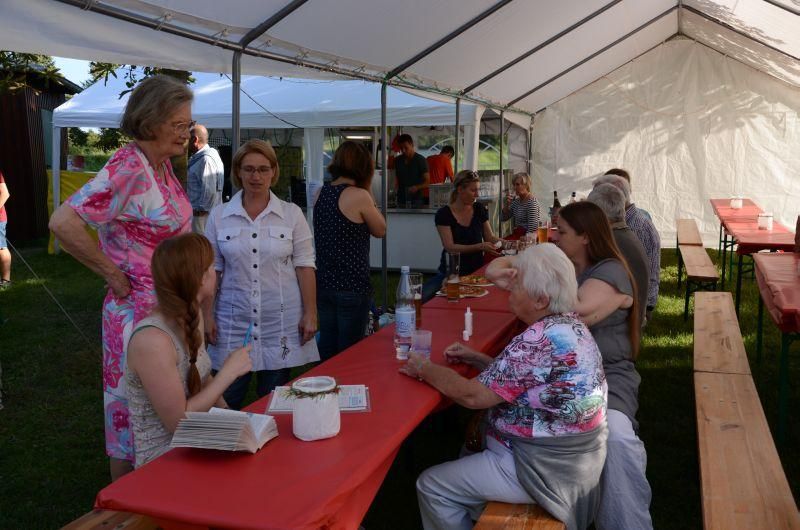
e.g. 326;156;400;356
532;38;800;245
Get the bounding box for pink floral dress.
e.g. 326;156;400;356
67;143;191;461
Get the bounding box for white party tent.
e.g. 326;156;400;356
3;0;799;247
53;72;484;130
52;71;488;216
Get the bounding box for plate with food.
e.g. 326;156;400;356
436;285;490;298
459;275;494;287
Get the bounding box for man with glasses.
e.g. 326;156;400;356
188;123;224;233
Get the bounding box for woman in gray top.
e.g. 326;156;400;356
554;201;653;530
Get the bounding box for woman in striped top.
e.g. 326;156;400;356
501;172;541;237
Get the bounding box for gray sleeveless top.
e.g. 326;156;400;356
577;258;641;430
126;314;212;468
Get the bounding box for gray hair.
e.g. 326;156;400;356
514;243;577;314
587;183;626;223
592;173;631;204
512;172;532;192
120;75;193;141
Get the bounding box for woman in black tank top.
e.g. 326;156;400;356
314;142;386;361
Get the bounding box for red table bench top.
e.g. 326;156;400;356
95;308;520;530
754;253;800;334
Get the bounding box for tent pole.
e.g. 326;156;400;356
380;82;389;312
454;98;461;173
52;125;61;254
232;51;242;153
497;111;504;235
528;116;534;175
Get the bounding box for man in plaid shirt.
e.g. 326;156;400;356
600;169;661;323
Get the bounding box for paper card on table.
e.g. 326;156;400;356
267;385;370;413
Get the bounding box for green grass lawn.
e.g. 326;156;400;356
1;245;798;528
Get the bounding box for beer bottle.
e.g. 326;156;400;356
550;191;561;225
569;192;577;204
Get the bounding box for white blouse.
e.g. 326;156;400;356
205;190;319;371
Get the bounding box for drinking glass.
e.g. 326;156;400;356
446;252;460;303
408;273;423;327
411;330;433;359
537;221;549;245
518;234;534;252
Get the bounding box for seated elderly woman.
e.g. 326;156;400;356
400;243;608;530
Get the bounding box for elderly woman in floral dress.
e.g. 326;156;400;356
49;75;193;480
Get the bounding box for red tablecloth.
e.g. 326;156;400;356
95;308;520;529
709;199;795;255
710;198;762;220
754;253;800;334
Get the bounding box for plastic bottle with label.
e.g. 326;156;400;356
394;266;416;360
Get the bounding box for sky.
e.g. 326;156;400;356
53;56;91;86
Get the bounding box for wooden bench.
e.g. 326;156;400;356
474;502;565;530
677;219;704;289
695;372;800;529
61;509;158;530
679;244;719;320
693;292;750;375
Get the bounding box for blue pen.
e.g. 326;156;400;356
243;322;254;347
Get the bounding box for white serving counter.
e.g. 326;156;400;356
369;199;498;272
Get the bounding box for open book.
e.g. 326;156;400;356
170;407;278;454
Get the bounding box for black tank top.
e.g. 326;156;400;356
314;183;372;294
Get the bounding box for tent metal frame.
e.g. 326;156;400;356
461;0;623;94
507;4;679;107
682;4;800;62
385;0;513;80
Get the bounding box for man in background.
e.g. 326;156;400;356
427;145;454;185
0;169;10;289
394;134;429;208
600;169;661;322
588;183;649;326
187;124;224;233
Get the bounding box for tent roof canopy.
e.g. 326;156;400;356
53;71;484;129
2;0;798;115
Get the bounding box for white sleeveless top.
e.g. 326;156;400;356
126;314;212;468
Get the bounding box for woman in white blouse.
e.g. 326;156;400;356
204;139;318;409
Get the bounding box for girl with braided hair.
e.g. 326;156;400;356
125;233;252;468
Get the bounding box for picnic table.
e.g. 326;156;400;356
709;199;795;314
95;295;519;529
753;253;800;442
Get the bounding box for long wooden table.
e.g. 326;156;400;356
94;301;518;529
709;199;795;314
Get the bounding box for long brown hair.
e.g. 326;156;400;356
151;233;214;396
559;201;641;359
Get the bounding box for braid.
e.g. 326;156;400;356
151;233;215;399
184;298;202;397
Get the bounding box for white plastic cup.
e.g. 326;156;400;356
411;330;433;359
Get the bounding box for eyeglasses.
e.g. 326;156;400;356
240;165;274;176
170;120;196;135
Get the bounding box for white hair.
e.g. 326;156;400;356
588;183;626;223
514;243;577;314
592;174;631;204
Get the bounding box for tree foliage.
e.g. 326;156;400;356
0;51;63;94
88;62;193;97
